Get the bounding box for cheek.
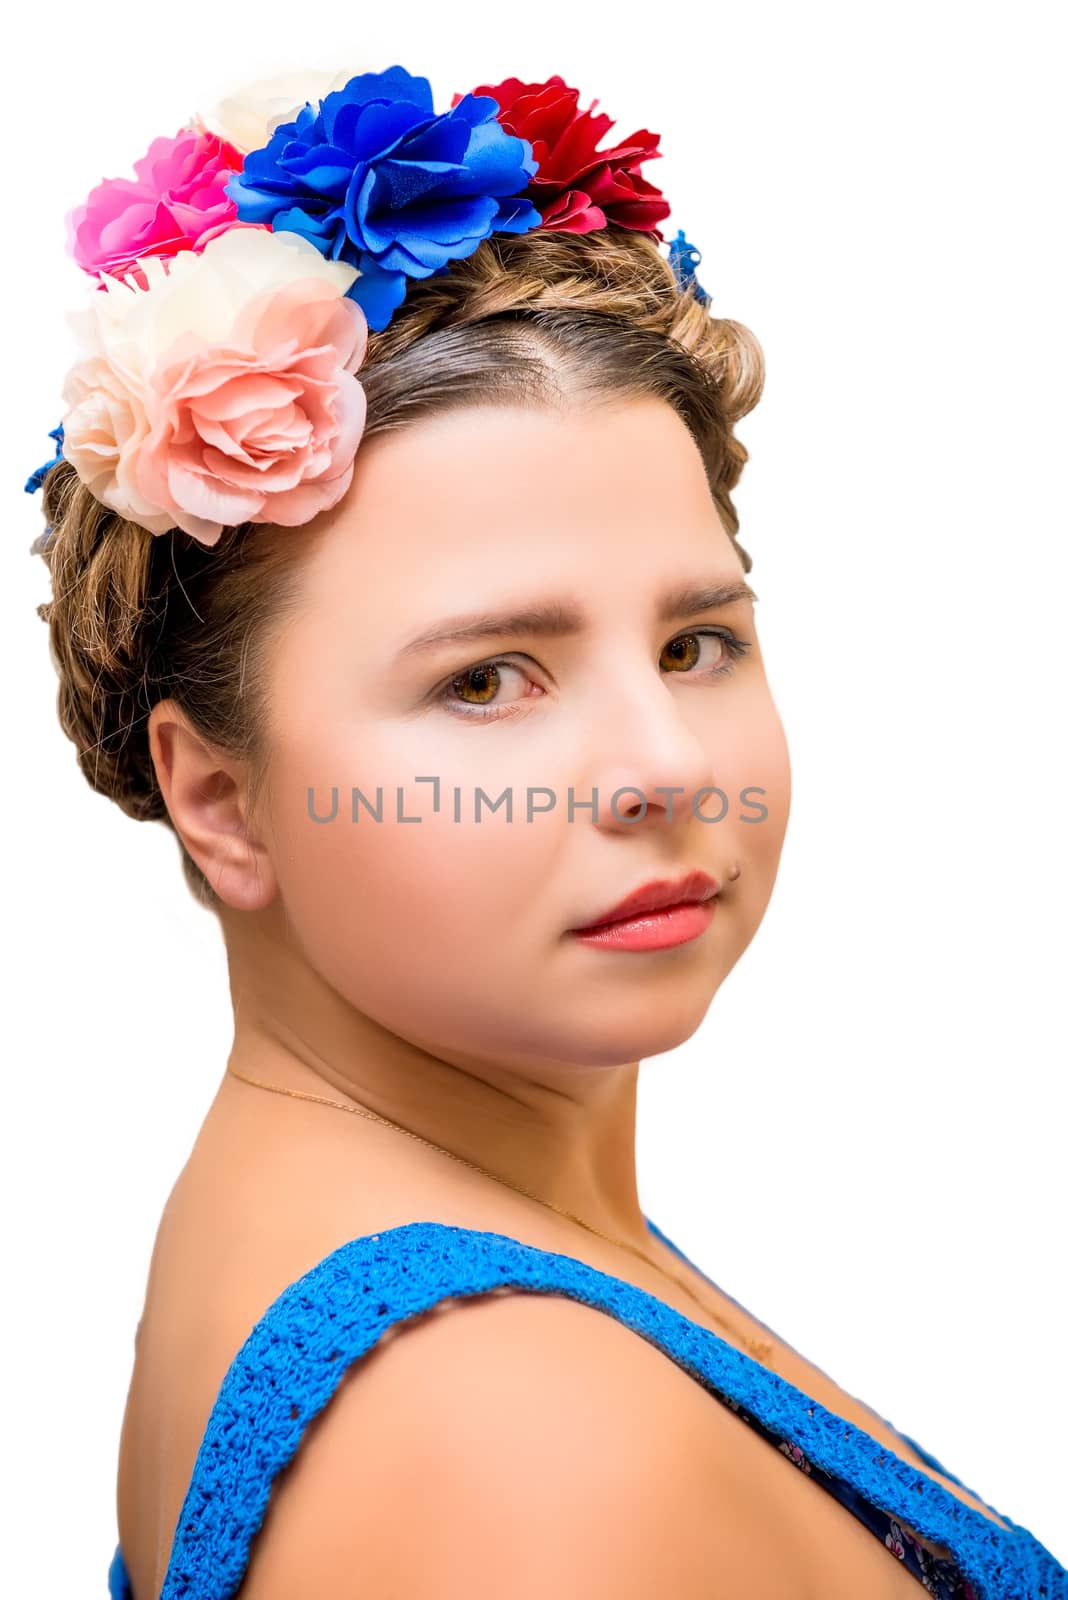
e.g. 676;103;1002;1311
732;707;791;840
263;722;562;1029
717;694;792;932
707;675;791;827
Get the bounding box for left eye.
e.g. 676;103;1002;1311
437;627;752;721
659;628;752;675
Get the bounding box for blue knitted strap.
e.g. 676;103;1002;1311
108;1542;133;1600
111;1220;1065;1600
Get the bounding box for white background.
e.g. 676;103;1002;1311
2;1;1065;1590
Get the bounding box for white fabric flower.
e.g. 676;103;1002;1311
193;67;374;154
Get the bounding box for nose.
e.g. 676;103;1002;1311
578;672;725;835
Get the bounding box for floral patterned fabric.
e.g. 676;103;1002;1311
719;1386;978;1596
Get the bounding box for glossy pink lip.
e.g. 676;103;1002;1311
570;870;721;933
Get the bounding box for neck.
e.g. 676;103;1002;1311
219;906;650;1250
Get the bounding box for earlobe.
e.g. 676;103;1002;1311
147;699;277;912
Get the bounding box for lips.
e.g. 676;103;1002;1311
572;870;721;932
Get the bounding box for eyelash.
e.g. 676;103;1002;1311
436;628;753;722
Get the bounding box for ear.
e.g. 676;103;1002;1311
147;698;278;911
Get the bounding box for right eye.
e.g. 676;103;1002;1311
436;657;545;721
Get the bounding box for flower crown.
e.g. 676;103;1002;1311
26;65;711;552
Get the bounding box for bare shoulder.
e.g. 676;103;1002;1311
237;1285;801;1599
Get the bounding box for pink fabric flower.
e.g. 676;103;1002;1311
65;128;251;283
60;228;367;544
134;277;369;546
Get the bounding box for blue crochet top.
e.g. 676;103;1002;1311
107;1217;1066;1600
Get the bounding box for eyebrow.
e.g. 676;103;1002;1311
394;578;759;662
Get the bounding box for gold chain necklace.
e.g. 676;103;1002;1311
226;1060;775;1367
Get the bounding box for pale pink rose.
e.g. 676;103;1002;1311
65;128;252;283
133;277;370;546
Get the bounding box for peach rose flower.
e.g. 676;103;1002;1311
61;228;369;545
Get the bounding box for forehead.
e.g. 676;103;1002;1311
295;397;737;629
353;395;708;520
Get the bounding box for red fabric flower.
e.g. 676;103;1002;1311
451;75;671;239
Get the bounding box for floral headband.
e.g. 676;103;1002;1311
26;64;711;552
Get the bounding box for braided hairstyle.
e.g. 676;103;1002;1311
34;224;765;907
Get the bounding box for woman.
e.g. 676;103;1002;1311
30;64;1065;1600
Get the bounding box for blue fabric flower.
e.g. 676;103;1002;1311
668;228;711;306
25;422;65;495
226;65;543;332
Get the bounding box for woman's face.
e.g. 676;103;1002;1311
261;396;791;1077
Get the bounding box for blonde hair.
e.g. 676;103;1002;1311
35;225;765;907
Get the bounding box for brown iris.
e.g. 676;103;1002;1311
450;663;502;705
660;633;702;671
